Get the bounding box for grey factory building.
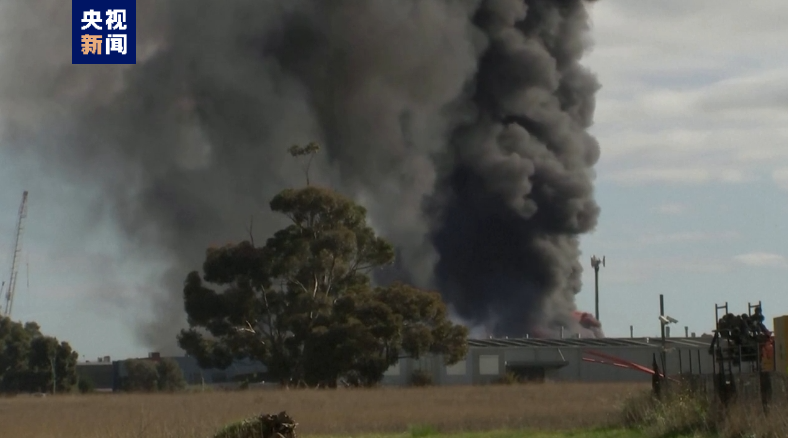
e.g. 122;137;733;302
76;354;268;392
380;336;714;386
77;336;714;390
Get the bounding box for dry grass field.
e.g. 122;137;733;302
0;383;646;438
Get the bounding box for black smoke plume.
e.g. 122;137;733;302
430;0;601;336
0;0;600;352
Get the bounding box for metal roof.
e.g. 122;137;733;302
467;337;710;349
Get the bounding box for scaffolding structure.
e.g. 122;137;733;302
709;301;773;410
2;190;28;318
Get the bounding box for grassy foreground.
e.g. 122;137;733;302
0;383;646;438
621;383;788;438
327;430;644;438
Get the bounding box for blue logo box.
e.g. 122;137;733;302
72;0;137;64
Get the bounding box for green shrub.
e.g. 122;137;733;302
77;377;95;394
213;418;268;438
212;412;297;438
621;386;712;437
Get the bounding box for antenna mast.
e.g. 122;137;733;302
3;191;29;318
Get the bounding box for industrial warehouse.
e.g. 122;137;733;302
77;302;786;391
380;335;713;386
72;337;690;390
393;302;786;389
72;334;726;390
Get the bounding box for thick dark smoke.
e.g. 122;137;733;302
0;0;600;352
429;0;601;336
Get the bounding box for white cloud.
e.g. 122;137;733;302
637;231;739;245
586;1;788;187
733;252;788;268
596;125;788;164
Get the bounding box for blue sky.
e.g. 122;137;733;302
2;0;788;361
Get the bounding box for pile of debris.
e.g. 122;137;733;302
212;411;298;438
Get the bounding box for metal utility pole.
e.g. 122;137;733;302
660;294;667;381
3;191;29;319
658;294;678;380
660;294;665;342
590;255;605;321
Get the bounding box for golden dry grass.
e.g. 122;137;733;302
0;383;646;438
622;383;788;438
719;402;788;438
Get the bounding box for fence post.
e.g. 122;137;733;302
652;353;662;399
678;349;683;375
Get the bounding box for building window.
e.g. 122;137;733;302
446;360;466;376
479;355;499;375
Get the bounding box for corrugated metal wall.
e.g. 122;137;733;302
381;340;715;386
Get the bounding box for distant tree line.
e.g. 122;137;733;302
0;317;79;394
177;145;469;387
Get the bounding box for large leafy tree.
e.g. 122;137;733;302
122;359;159;392
304;283;468;386
155;358;187;391
0;316;78;393
178;153;468;386
27;336;79;393
0;318;35;391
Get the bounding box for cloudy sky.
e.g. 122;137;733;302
578;1;788;335
1;0;787;361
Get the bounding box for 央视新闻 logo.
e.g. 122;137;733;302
72;0;137;64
